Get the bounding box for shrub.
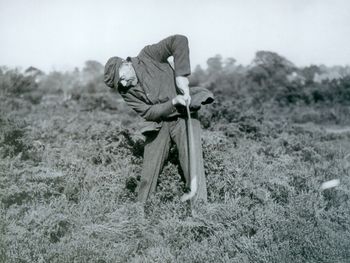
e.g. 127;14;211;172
0;68;42;104
2;54;350;262
0;117;28;159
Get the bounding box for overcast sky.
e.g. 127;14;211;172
1;0;349;72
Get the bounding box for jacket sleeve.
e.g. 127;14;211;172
139;34;191;77
120;91;177;122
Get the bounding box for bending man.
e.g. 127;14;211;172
104;35;214;206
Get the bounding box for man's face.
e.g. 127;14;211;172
118;62;138;88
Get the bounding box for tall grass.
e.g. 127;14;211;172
1;61;350;262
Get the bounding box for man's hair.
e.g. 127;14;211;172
104;56;124;88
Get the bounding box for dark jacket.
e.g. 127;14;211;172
118;35;214;135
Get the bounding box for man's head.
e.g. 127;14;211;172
104;57;138;89
118;60;138;88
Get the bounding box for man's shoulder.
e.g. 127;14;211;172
136;52;173;74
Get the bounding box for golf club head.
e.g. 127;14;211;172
180;176;197;202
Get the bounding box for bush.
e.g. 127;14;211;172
2;54;350;262
0;117;28;159
0;68;43;104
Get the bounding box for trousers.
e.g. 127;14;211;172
137;114;207;205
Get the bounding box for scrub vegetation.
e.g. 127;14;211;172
1;53;350;262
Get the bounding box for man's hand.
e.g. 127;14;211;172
176;76;191;105
172;95;188;107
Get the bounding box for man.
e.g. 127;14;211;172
104;35;213;206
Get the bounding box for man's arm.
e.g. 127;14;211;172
140;34;191;77
140;34;192;103
121;90;187;122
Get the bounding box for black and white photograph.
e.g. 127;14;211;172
1;0;350;262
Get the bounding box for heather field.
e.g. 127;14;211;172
1;53;350;262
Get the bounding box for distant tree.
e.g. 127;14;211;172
334;76;350;104
245;51;298;105
250;51;296;85
340;66;350;78
301;65;322;85
189;65;207;87
82;60;104;84
0;68;37;95
83;60;103;75
207;55;223;76
252;51;295;72
81;60;105;92
247;65;269;86
223;57;237;73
